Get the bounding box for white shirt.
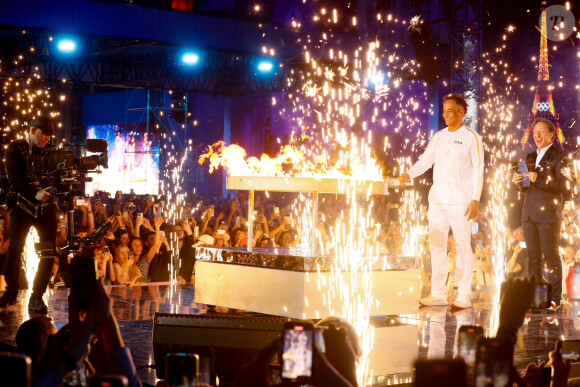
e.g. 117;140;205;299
536;143;552;168
406;126;484;206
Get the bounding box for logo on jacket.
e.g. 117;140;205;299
454;140;463;145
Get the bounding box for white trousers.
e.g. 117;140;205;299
428;203;473;297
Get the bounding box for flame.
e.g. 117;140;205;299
199;139;383;181
24;228;40;289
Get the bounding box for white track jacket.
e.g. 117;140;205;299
406;126;484;206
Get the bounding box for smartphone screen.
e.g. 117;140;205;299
559;340;580;361
475;337;513;387
517;162;530;187
165;352;199;387
530;283;551;309
103;246;110;254
471;222;479;234
519;241;526;248
281;322;314;380
457;326;484;369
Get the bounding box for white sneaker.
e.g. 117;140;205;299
419;294;449;306
451;295;472;309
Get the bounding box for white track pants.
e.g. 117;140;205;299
428;203;473;297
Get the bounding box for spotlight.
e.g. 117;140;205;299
371;71;385;86
257;59;274;73
182;52;199;65
56;38;78;54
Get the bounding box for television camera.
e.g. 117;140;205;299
28;139;109;187
27;139;110;253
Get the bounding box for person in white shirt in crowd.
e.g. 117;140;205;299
399;93;484;309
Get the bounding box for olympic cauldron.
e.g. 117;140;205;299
194;175;421;319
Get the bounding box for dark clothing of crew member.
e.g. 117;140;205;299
3;138;57;309
178;234;196;282
520;146;571;305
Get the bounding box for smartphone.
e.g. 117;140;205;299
517;162;530;187
471;222;479;234
122;212;129;221
475;337;513;386
103;246;110;254
500;282;551;309
0;352;31;387
457;325;484;369
128;251;134;259
281;321;314;381
476;240;483;249
88;374;128;387
160;231;165;238
193;226;199;239
137;212;143;219
556;339;580;361
414;359;467;387
217;229;226;235
531;282;552;309
75;198;88;207
274;207;280;214
519;241;526;248
113;203;121;214
165;352;199;387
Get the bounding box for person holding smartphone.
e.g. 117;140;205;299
113;245;141;286
512;118;572;312
232;316;359;387
398;94;484;309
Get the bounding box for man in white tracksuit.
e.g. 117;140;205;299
399;93;484;309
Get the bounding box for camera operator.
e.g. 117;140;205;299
0;116;58;313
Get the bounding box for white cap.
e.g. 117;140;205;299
193;234;214;247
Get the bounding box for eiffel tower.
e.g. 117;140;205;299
520;1;565;149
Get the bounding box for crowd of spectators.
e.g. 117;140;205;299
0;187;579;298
2;187;580;385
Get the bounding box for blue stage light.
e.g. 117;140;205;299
56;38;78;54
257;60;274;73
182;52;200;65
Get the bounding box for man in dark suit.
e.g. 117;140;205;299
512;118;572;312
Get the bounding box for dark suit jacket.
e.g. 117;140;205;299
521;145;571;223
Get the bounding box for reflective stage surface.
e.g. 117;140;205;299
0;285;578;386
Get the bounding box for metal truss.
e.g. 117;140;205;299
0;28;291;96
450;0;482;129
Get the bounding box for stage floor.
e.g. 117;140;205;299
0;284;579;386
